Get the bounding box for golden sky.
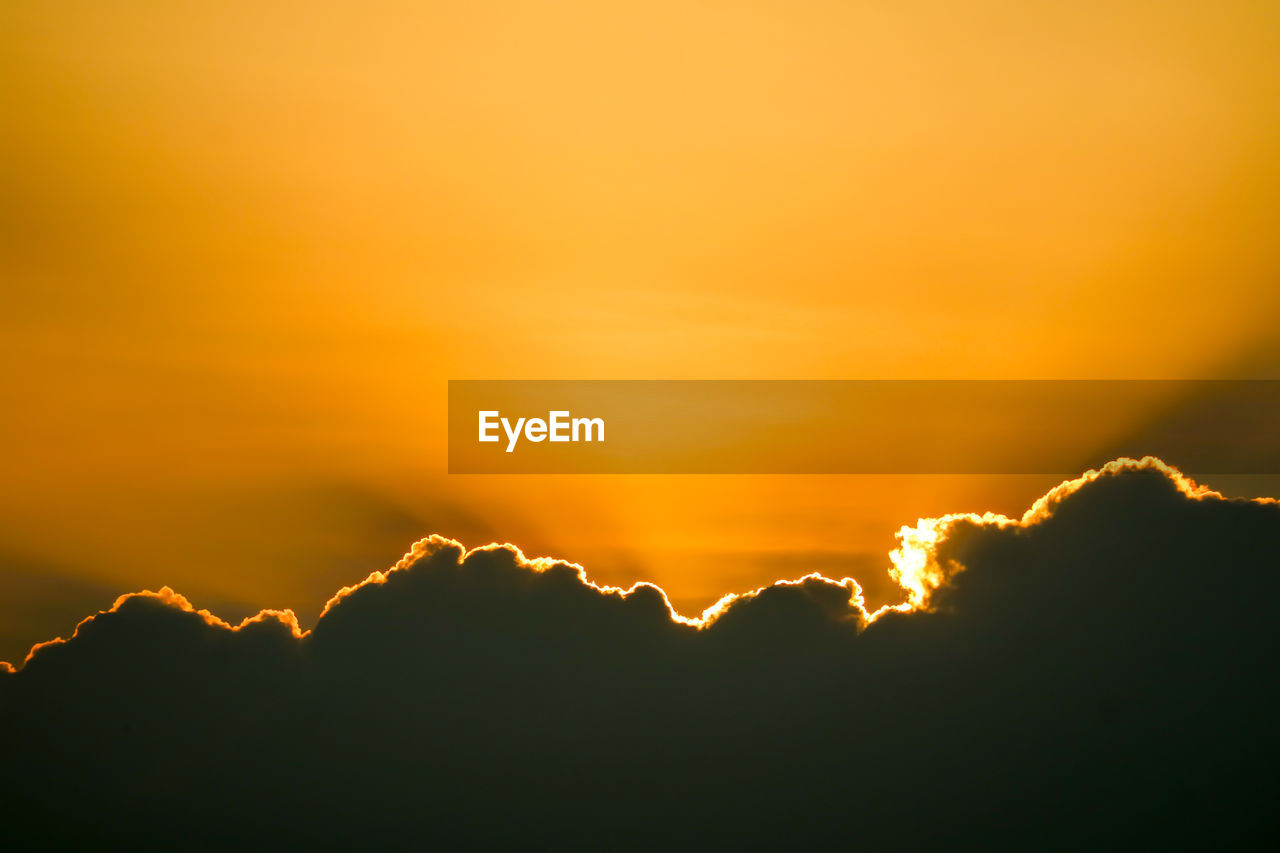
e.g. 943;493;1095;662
2;1;1279;660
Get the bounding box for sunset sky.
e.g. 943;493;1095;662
3;0;1279;662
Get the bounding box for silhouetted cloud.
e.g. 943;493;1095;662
1;458;1276;850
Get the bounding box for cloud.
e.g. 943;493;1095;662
1;458;1277;850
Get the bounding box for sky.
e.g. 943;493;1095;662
2;0;1280;662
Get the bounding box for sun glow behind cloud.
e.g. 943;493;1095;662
5;456;1257;672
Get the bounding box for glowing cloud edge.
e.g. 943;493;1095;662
3;456;1269;674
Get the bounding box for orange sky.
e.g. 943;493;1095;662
2;0;1279;661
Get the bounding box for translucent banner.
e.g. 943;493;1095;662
447;380;1280;474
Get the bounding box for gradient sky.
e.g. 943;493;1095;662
2;1;1279;661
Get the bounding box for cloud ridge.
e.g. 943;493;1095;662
2;456;1278;850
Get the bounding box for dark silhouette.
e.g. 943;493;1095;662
2;459;1277;850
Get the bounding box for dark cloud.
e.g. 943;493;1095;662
2;459;1277;850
